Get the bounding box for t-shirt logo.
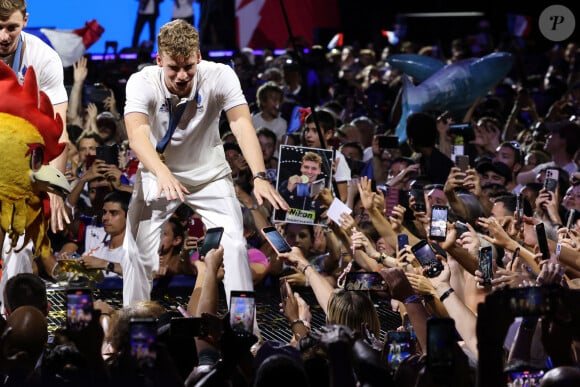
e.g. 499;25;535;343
196;93;204;112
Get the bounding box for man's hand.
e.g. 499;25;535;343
253;179;289;210
49;193;70;233
155;166;189;201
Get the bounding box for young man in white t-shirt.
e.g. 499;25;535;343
251;81;288;143
123;20;288;305
80;191;132;279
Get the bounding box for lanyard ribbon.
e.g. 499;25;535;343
10;35;23;75
156;98;188;155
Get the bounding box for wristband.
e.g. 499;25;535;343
301;264;313;274
439;288;454;302
403;294;422;304
377;252;388;263
290;319;309;329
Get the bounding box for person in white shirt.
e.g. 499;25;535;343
80;191;132;278
122;20;288;305
251;81;288;143
517;121;580;187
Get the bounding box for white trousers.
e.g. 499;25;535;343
122;171;253;306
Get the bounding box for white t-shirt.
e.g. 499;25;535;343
83;225;125;278
334;149;352;183
251;112;288;142
20;32;68;105
532;160;578;179
124;60;248;188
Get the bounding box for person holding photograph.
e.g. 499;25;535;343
278;151;327;223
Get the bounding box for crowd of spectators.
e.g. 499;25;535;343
2;12;580;387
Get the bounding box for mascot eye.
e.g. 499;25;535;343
30;147;44;171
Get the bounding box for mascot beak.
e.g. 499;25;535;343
31;165;71;196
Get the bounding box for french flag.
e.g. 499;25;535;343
25;20;104;67
327;33;344;50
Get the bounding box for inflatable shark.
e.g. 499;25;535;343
387;52;514;143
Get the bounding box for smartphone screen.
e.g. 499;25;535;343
427;318;456;373
411;240;444;277
261;226;292;254
385;331;412;373
506;370;545;385
344;272;385;291
229;291;256;333
478;246;493;286
397;234;409;251
429;205;448;241
66;288;93;331
535;223;550;261
455;155;469;173
187;216;205;238
544;168;559;193
410;188;426;213
198;227;224;258
130;317;157;367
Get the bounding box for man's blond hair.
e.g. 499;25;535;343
0;0;26;19
302;151;322;166
157;19;199;58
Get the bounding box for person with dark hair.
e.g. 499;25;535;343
490;193;517;219
157;216;195;277
3;273;49;316
494;140;526;193
256;127;279;183
303;109;352;201
340;141;366;178
75;191;132;278
406;112;454;185
1;306;48;386
517;121;580;186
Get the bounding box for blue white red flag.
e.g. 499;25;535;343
25;20;104;67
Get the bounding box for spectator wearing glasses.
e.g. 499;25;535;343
476;160;514;193
494;141;524;194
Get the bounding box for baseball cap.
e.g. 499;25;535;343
476;161;512;182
